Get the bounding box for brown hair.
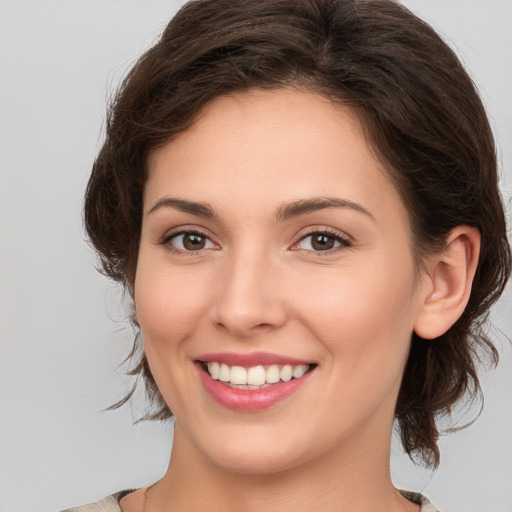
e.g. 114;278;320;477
84;0;511;468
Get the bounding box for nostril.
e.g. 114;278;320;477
213;319;275;338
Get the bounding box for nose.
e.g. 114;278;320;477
210;249;287;339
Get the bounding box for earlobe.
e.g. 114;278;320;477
414;226;480;340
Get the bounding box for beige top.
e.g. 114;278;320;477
61;489;441;512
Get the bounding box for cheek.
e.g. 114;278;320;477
293;258;418;371
299;271;417;430
133;258;214;411
135;260;211;343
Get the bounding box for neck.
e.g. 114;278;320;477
145;421;416;512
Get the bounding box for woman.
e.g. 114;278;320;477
64;0;511;510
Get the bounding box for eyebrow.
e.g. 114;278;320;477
148;197;217;218
148;196;374;222
275;197;375;222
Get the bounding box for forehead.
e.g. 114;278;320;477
145;88;405;226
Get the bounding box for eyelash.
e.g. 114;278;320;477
160;228;216;257
159;227;352;256
295;228;352;255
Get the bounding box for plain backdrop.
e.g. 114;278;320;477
1;1;511;511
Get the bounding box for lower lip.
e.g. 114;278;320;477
197;364;312;411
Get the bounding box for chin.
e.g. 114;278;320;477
198;427;306;476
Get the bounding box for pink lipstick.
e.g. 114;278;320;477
195;352;315;411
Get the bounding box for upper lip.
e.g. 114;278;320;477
195;351;313;367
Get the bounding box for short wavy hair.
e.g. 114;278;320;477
84;0;511;468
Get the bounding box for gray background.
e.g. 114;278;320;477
1;1;511;511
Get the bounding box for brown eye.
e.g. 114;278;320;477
165;231;216;252
296;231;351;252
182;233;206;250
311;234;335;250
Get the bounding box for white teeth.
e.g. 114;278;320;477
292;364;308;379
266;365;281;384
247;365;266;386
219;363;231;382
207;362;220;380
205;361;312;385
280;365;293;382
230;366;247;385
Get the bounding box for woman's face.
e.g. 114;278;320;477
135;89;428;474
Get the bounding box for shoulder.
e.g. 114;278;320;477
62;488;440;512
399;490;442;512
60;490;134;512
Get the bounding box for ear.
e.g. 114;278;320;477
414;226;480;340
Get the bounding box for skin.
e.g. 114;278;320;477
121;88;479;512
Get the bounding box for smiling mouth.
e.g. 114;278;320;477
199;361;315;389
